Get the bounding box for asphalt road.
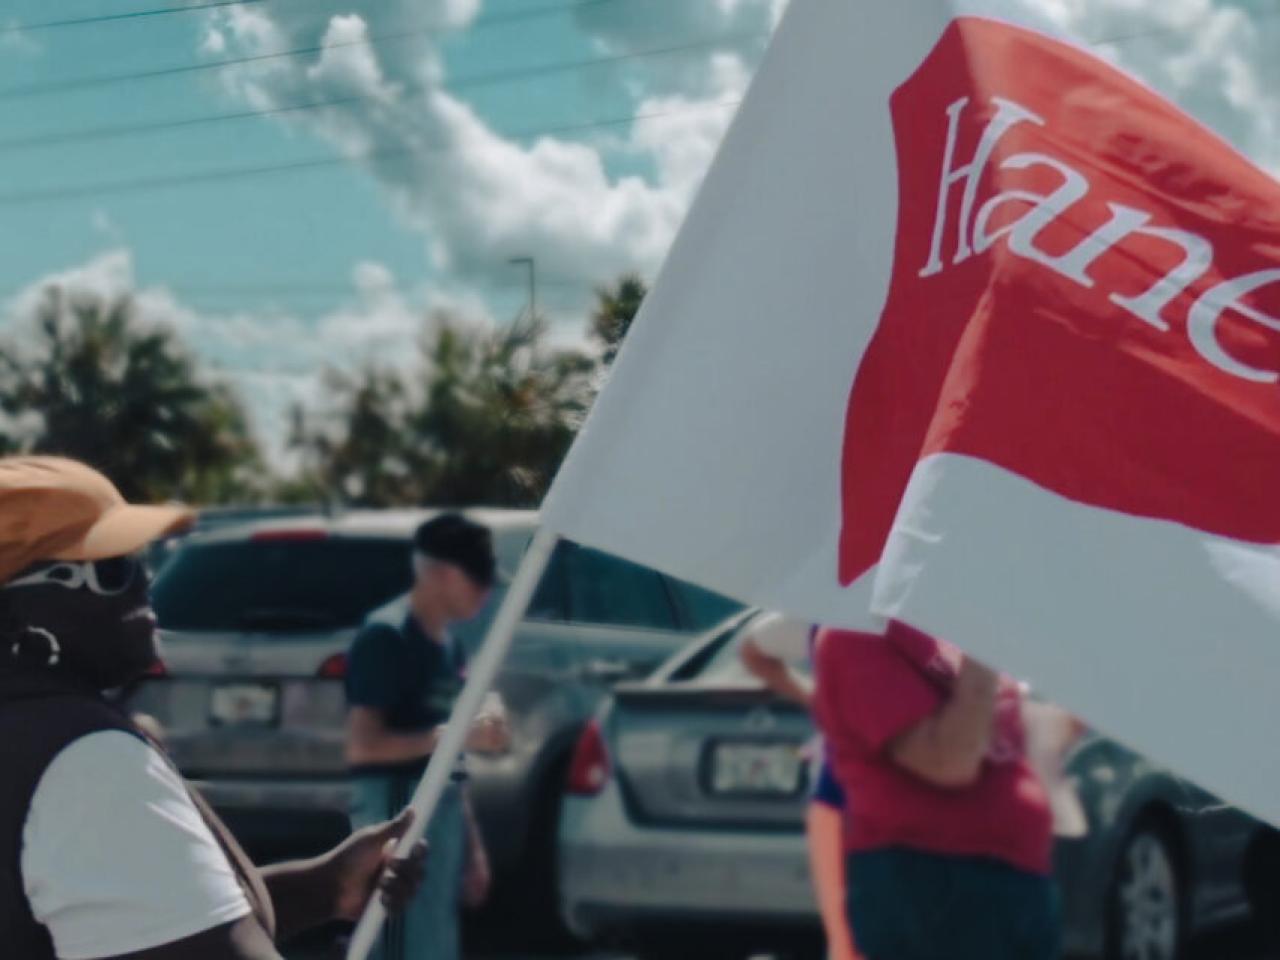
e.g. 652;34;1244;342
1191;924;1277;960
286;922;1277;960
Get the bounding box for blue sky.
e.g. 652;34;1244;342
1;0;1276;460
0;0;665;319
0;0;783;454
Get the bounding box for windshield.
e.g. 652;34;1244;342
152;536;414;633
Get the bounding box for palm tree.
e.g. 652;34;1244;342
413;312;596;506
290;311;596;509
288;365;421;508
590;273;647;365
0;286;261;502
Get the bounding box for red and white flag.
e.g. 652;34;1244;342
542;3;1280;824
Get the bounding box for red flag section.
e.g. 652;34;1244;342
839;17;1280;586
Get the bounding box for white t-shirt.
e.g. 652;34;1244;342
22;731;252;959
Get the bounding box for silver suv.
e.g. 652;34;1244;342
130;508;741;915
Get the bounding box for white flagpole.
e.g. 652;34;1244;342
345;526;559;960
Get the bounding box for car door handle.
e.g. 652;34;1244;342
577;659;636;683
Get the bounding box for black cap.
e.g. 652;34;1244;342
413;513;500;588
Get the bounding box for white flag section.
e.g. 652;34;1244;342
542;0;1280;829
546;0;916;625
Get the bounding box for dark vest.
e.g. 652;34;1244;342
0;668;276;958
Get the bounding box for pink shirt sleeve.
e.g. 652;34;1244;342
815;628;943;755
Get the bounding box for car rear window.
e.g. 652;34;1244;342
669;580;744;631
677;612;811;683
152;537;413;633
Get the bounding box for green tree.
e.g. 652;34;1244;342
413;313;596;506
292;311;596;508
0;286;262;503
590;272;647;365
287;365;421;508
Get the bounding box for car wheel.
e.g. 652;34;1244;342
1106;821;1186;960
1243;828;1280;952
503;751;578;947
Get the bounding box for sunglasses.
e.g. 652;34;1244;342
4;556;142;597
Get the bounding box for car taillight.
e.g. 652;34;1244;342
145;659;168;678
566;719;610;796
317;653;347;679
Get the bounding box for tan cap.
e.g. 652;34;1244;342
0;456;195;583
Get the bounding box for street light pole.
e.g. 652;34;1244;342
509;256;536;321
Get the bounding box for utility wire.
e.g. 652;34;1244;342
3;0;1252;104
0;92;375;151
0;31;764;151
3;4;1259;204
2;0;269;34
163;276;583;297
0;99;742;207
2;0;614;34
0;0;622;101
2;0;1261;107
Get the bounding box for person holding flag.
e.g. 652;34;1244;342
344;3;1280;954
0;457;426;960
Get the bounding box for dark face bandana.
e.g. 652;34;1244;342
1;556;159;691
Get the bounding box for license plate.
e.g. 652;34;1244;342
209;683;279;727
708;741;805;797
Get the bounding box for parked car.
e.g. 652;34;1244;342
129;508;742;921
144;504;326;577
558;610;1264;960
134;510;479;861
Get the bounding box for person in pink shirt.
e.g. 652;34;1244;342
813;620;1058;960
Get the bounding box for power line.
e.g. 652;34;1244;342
0;92;374;151
6;7;1254;204
6;1;1274;104
2;0;268;35
178;277;584;293
2;2;1260;110
159;276;585;298
0;28;413;102
0;31;764;152
0;277;587;307
2;0;599;34
0;0;623;102
458;31;763;91
0;99;742;207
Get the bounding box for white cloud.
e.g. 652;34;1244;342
306;15;393;104
90;209;126;245
1010;0;1280;172
196;0;774;317
5;250;138;320
353;260;397;296
0;250;476;465
573;0;780;100
196;0;1280;333
166;0;1280;450
0;20;42;56
627;54;750;202
195;0;1280;306
200;27;226;56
